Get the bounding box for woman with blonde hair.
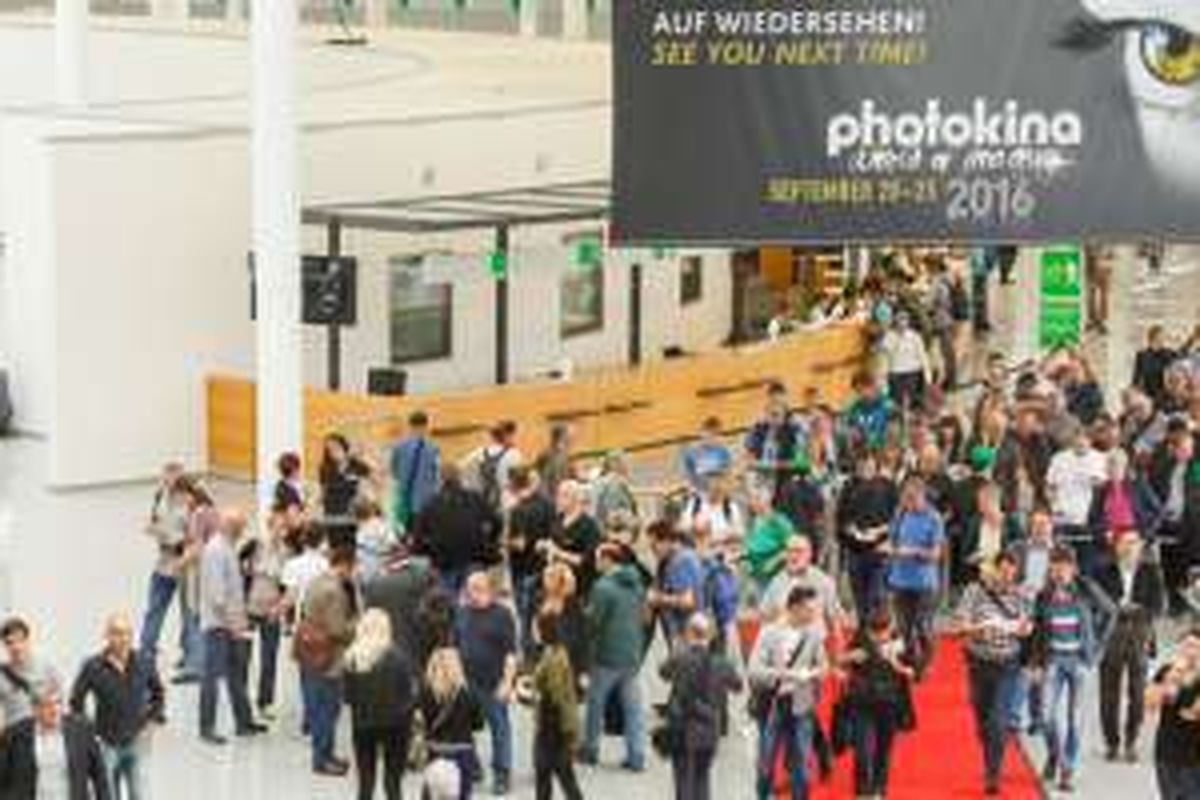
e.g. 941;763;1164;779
540;563;588;685
344;609;416;800
418;647;482;800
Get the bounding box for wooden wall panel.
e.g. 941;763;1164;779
206;323;866;480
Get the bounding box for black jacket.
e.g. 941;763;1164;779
69;651;164;748
0;716;111;800
344;647;415;731
363;561;437;657
659;644;742;753
1095;560;1166;626
411;484;503;572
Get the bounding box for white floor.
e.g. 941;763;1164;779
1;251;1197;797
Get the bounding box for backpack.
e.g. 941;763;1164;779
703;559;739;629
478;446;508;510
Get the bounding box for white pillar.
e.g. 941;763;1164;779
1104;245;1137;398
1009;246;1041;365
226;0;245;24
519;0;539;38
55;0;87;108
366;0;389;27
150;0;189;21
561;0;587;40
252;0;303;527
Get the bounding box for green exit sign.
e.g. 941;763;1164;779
487;249;508;279
573;237;602;269
1039;245;1082;350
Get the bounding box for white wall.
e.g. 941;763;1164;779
37;101;635;486
299;227;735;395
1;120;58;439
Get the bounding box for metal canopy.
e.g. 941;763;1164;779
302;179;610;234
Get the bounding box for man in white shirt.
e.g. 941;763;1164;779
1045;428;1107;577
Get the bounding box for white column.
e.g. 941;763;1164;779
365;0;390;27
225;0;245;24
519;0;539;37
150;0;189;21
1104;245;1137;398
55;0;88;108
252;0;303;527
561;0;587;40
1010;246;1040;364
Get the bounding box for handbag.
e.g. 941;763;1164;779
747;633;811;723
292;618;335;673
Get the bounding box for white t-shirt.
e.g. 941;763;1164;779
1046;448;1106;527
35;727;69;800
882;329;929;377
281;550;329;610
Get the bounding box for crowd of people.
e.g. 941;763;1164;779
0;254;1198;800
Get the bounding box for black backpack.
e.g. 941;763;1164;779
479;447;508;510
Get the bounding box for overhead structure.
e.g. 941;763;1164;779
251;0;303;527
303;179;610;388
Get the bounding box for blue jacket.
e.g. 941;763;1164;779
390;435;441;521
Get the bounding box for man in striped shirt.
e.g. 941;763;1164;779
1028;546;1109;793
953;550;1032;796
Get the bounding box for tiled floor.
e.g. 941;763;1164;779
0;248;1197;798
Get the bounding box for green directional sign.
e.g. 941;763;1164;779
572;236;603;269
1039;245;1082;350
487;249;508;279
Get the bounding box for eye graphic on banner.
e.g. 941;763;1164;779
613;0;1200;243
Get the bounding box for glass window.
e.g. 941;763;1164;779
389;255;453;364
561;235;605;338
680;255;703;305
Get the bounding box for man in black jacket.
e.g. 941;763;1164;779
410;464;503;599
69;613;164;800
1147;420;1200;614
1095;529;1166;763
0;682;111;800
362;551;436;659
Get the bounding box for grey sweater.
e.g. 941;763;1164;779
199;535;247;632
747;622;826;716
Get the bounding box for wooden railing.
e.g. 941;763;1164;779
206;322;867;480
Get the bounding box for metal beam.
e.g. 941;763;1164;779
494;225;510;386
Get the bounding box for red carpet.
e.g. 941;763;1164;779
807;638;1044;799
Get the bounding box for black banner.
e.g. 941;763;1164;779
612;0;1200;244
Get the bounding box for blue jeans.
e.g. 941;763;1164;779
582;665;645;769
1044;656;1086;772
1008;668;1045;732
180;610;204;677
101;741;145;800
138;572;177;659
757;707;815;800
474;690;513;776
846;550;887;621
301;668;343;768
968;656;1020;785
199;629;253;736
851;709;896;797
515;573;540;660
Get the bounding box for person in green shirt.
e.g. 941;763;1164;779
744;485;798;591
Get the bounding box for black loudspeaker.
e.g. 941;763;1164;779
248;254;358;326
0;370;11;435
367;368;407;396
302;256;357;326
